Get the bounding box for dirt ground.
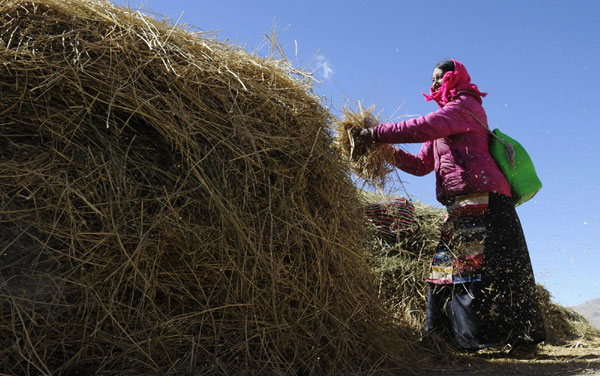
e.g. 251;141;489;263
415;339;600;375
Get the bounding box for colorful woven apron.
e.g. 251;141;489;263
427;193;489;284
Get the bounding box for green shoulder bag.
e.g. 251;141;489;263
466;110;542;206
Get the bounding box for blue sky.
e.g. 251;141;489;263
122;0;600;306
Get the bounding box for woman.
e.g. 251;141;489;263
358;59;546;351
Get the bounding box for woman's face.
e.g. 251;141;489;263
431;68;445;92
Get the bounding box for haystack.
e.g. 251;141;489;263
0;1;422;374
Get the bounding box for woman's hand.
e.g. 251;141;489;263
354;127;378;150
352;127;377;157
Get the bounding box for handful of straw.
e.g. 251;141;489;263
335;106;394;187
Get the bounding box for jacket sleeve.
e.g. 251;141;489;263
375;100;476;144
385;141;434;176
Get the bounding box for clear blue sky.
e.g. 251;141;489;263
121;0;600;306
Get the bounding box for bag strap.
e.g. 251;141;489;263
463;107;499;140
463;107;516;168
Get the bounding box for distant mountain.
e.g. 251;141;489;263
572;298;600;330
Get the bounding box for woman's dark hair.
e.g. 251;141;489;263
435;60;455;73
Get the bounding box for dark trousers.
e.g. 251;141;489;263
425;282;491;350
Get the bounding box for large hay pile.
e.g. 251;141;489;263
0;1;420;374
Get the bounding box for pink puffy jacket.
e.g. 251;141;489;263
375;92;511;204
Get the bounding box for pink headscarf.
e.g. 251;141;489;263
423;59;487;108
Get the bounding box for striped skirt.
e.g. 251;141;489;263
427;194;488;284
425;193;546;349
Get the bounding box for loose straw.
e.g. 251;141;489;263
334;106;394;188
